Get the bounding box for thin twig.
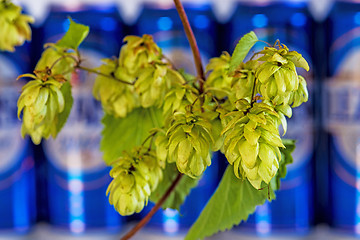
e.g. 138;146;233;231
76;65;134;86
173;0;205;93
121;173;184;240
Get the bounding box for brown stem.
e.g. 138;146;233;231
121;173;184;240
173;0;205;92
76;65;134;86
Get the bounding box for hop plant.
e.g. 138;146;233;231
106;147;163;216
0;0;34;51
167;111;213;178
221;99;284;189
255;42;309;106
17;71;66;144
93;58;138;118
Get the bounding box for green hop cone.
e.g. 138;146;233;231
167;112;213;178
120;34;162;76
231;60;259;101
36;44;77;79
134;63;184;108
17;72;66;144
163;83;199;117
221;99;284;189
154;130;168;163
106;147;163;216
204;52;232;99
0;0;34;52
255;43;309;105
93;58;138;118
288;75;308;108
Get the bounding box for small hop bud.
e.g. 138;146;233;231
166;112;213;178
17;71;66;144
0;0;34;51
93;59;138;118
106;147;163;216
222;100;284;189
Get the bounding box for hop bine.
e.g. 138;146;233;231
106;147;163;216
0;0;34;51
17;70;67;144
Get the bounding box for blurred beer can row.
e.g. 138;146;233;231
0;0;359;239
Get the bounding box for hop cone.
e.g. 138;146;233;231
288;75;308;108
204;52;232;99
106;147;163;216
163;83;199;117
120;34;162;76
255;44;309;105
17;73;66;144
36;44;76;79
93;58;138;118
154;130;168;163
167;112;213;178
222;99;284;189
134;63;184;108
0;0;34;51
231;60;259;100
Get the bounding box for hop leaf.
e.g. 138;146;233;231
17;72;68;144
0;0;34;51
93;58;138;118
106;147;163;216
222;100;284;189
167;112;213;178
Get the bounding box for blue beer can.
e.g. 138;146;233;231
0;43;36;232
132;1;220;235
325;0;360;235
39;4;124;232
225;0;315;236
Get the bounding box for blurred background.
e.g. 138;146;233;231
1;0;359;239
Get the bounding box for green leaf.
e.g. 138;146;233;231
56;18;89;50
185;165;274;240
55;81;73;137
101;107;163;165
229;31;258;73
271;139;295;190
150;163;198;210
